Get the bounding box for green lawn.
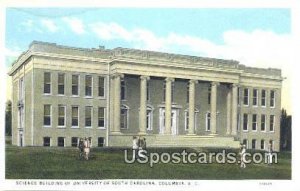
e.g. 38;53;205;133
5;145;291;179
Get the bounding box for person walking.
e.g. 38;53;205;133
132;136;139;160
240;144;247;168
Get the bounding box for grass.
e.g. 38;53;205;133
5;145;291;180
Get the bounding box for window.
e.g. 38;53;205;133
185;111;189;130
72;75;79;96
243;88;249;105
58;105;66;127
57;137;65;147
253;89;258;106
252;114;257;131
43;137;50;147
121;80;126;100
98;76;105;97
261;140;265;150
98;107;105;128
147;81;150;101
243;114;248;131
252;139;256;149
120;105;129;129
261;89;266;107
270;90;275;108
98;137;105;147
44;72;51;94
43;105;51;126
71;106;79;127
270;115;275;132
206;112;211;131
237;87;240;105
186;84;189;103
146;106;153;130
85;75;92;97
208;85;211;104
58;73;65;95
71;137;78;147
261;114;266;131
242;139;248;149
85;106;92;127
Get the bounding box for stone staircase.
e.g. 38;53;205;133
149;135;240;148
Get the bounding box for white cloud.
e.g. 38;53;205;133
4;47;21;58
89;21;292;112
62;17;85;35
40;19;58;33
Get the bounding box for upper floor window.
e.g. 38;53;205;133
261;89;266;107
243;88;249;106
85;106;92;127
72;75;79;96
98;107;105;128
186;84;189;103
58;73;65;95
85;75;93;97
270;90;275;108
121;80;126;100
252;114;257;131
44;72;51;94
208;85;211;104
243;113;248;131
43;104;51;126
270;115;275;132
261;114;266;131
98;76;105;97
237;87;240;105
147;81;150;101
71;106;79;127
58;105;66;127
253;89;258;106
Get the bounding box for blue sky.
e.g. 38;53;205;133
5;8;290;65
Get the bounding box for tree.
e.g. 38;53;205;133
280;108;292;151
5;100;12;136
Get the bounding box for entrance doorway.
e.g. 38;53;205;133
159;108;177;135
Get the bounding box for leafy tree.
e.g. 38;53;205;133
5;100;12;136
280;108;292;151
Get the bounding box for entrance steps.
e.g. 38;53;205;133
149;135;240;148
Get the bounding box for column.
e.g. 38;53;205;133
112;73;123;134
226;87;232;135
188;79;198;135
231;84;238;135
139;76;149;135
210;81;219;135
165;77;174;135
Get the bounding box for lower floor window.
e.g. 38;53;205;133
261;140;265;150
43;137;50;147
98;137;105;147
57;137;65;147
252;139;256;149
243;139;248;149
71;137;78;147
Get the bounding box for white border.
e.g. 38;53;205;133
0;1;299;191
